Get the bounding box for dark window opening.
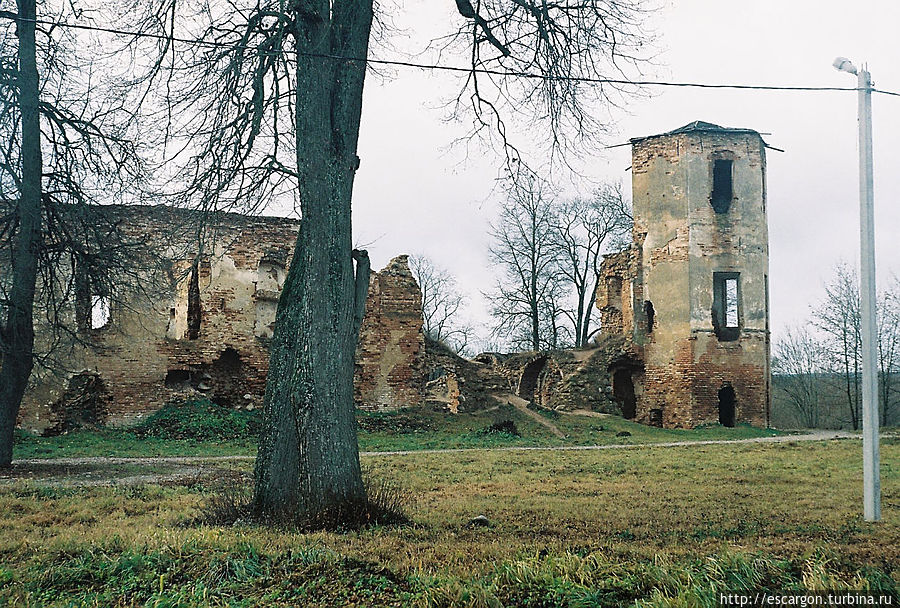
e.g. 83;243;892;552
74;267;109;331
643;300;655;333
74;268;91;332
648;408;663;427
711;159;733;213
186;259;201;340
612;369;636;419
165;369;192;388
718;385;736;427
712;272;740;341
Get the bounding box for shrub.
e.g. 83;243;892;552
130;398;261;441
480;420;520;437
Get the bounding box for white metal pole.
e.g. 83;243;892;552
858;66;881;522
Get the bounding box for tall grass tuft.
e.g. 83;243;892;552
196;468;411;532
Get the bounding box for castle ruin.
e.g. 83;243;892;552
596;121;772;428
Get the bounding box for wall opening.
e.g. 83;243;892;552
207;347;244;407
712;272;740;341
711;159;733;213
74;267;91;332
718;385;736;427
164;369;192;389
186;259;201;340
612;368;637;419
46;372;110;436
91;295;110;329
518;357;548;404
643;300;655;333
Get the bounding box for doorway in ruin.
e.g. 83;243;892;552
612;368;637;419
46;372;110;435
195;347;246;408
718;385;736;427
518;357;548;404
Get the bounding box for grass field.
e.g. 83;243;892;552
0;437;896;606
12;403;786;460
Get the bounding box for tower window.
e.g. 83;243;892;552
187;259;201;340
91;296;110;329
712;272;740;341
711;159;733;213
643;300;655;333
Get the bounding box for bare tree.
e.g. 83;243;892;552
550;182;632;347
119;0;653;521
487;172;565;351
877;275;900;426
772;324;825;428
0;0;149;466
813;263;861;429
408;254;472;354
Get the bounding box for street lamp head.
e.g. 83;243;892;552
833;57;858;75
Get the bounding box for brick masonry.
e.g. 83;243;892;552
18;206;426;434
595;122;771;428
354;255;426;411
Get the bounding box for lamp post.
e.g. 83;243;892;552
833;56;880;522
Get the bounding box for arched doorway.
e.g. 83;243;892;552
612;368;637;419
718;385;736;427
518;357;548;403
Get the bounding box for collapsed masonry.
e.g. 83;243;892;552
438;122;772;429
18;121;772;433
18;205;429;434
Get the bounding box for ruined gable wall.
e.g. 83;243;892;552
18;206;301;432
354;255;426;411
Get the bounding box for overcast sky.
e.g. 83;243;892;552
319;0;900;351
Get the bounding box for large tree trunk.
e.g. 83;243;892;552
0;0;42;468
253;0;374;519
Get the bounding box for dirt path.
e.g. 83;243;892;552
3;430;863;486
492;393;566;438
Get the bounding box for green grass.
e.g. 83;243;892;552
0;440;896;606
13;404;786;460
14;404;785;459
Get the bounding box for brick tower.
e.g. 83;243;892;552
599;121;771;428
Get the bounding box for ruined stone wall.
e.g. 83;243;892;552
18;206;300;432
596;249;637;337
354;255;426;411
19;206;426;434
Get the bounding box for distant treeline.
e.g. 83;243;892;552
771;373;900;429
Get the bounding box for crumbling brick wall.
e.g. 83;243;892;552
354;255;426;411
19;206;427;433
19;206;301;432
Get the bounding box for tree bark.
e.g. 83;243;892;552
253;0;374;518
0;0;42;467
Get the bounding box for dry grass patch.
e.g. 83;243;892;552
0;439;896;606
